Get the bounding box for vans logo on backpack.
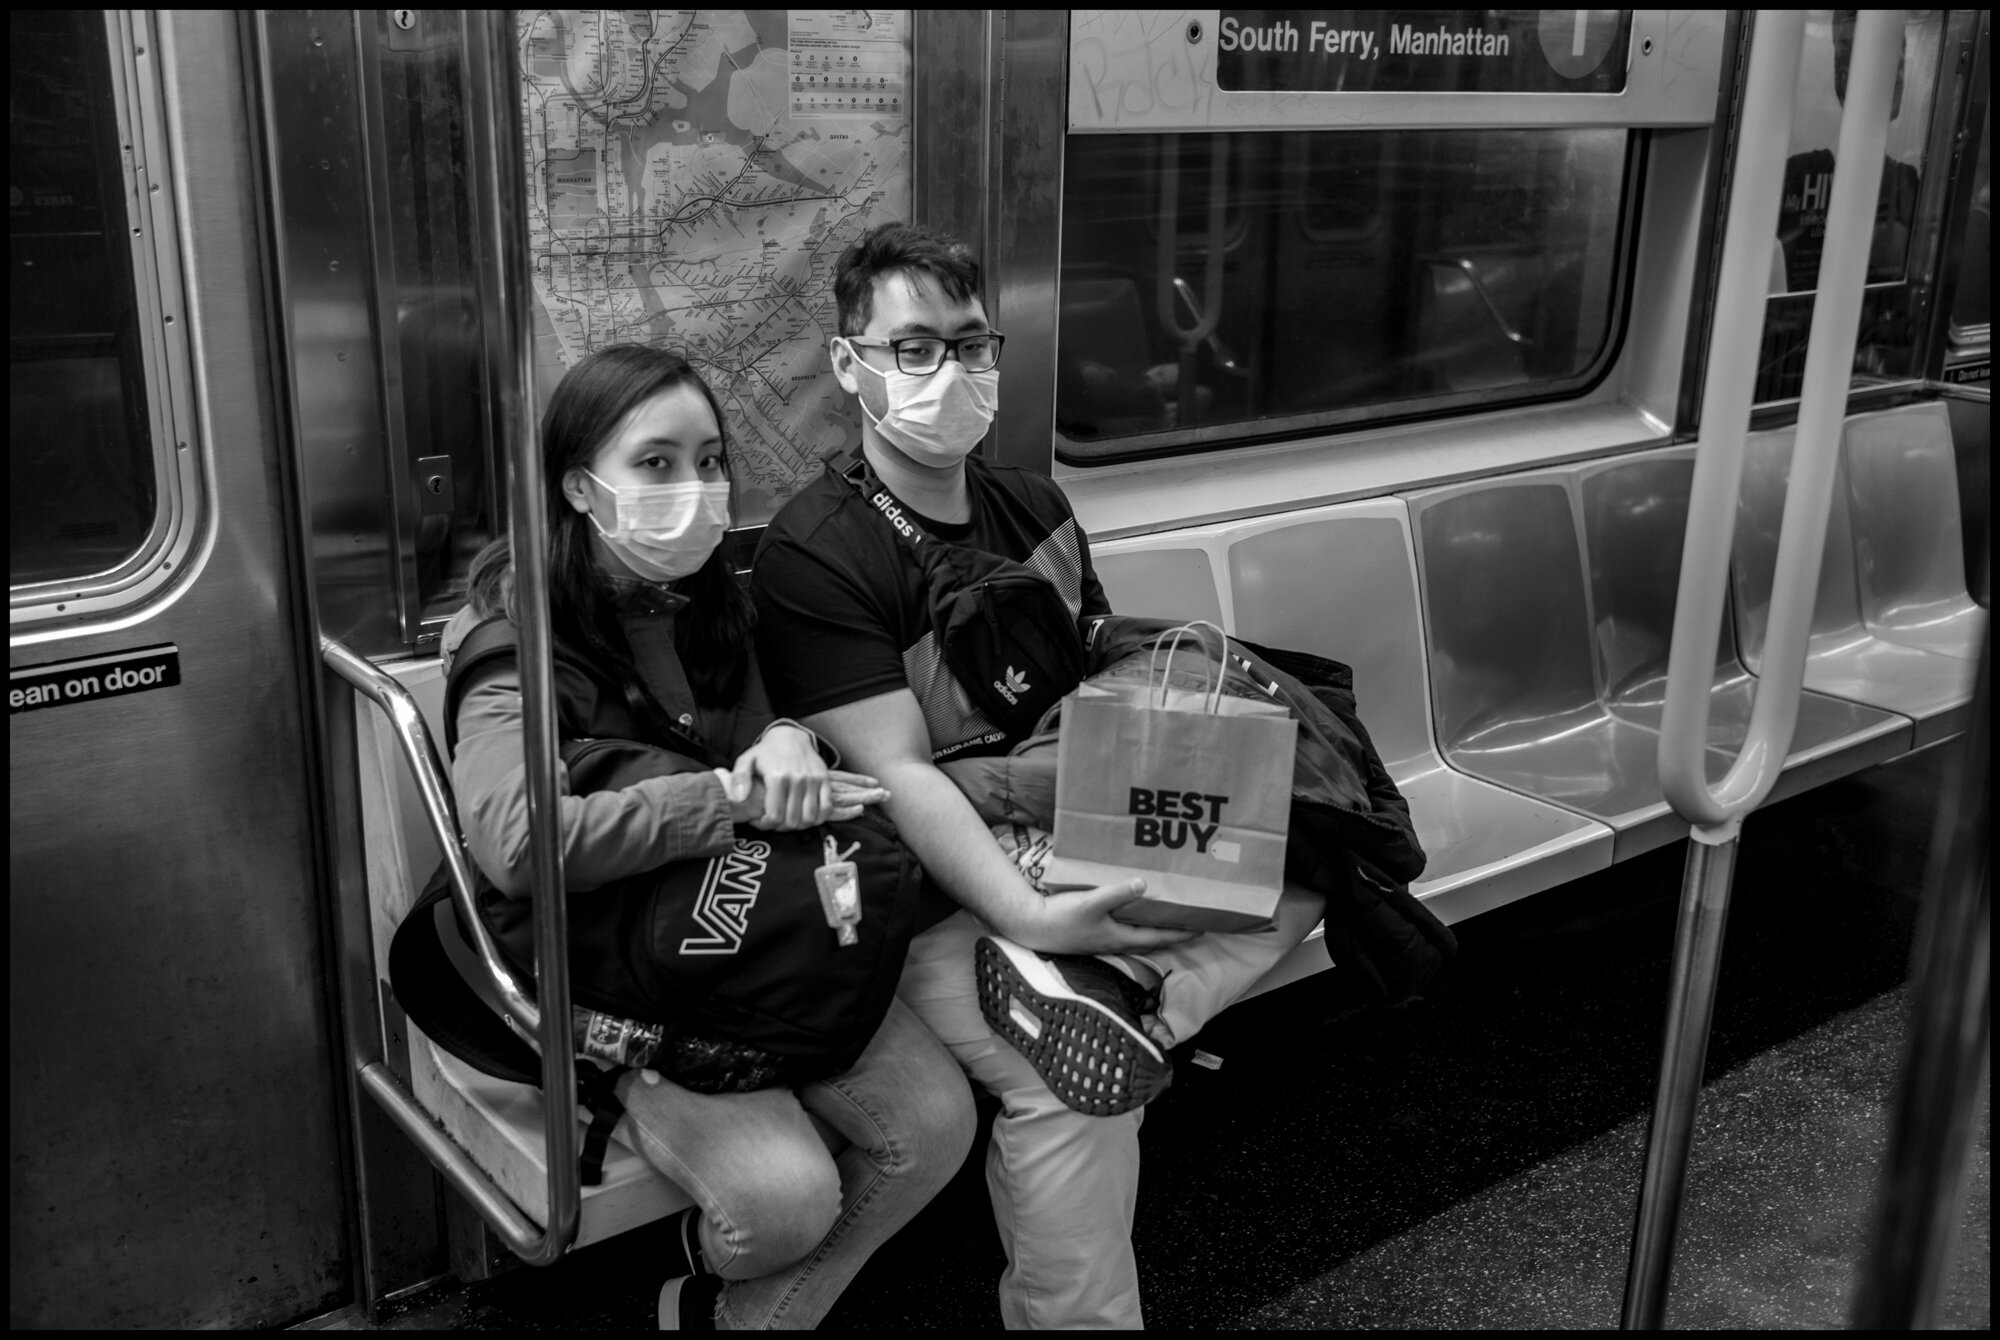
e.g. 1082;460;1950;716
680;839;771;955
992;665;1031;706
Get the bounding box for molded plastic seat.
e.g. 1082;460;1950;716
1408;475;1720;859
1841;403;1985;661
1576;451;1910;802
1733;417;1978;748
1091;544;1227;629
1093;506;1614;942
1220;501;1614;924
355;659;688;1243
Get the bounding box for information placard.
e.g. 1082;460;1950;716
1217;9;1632;94
11;644;181;715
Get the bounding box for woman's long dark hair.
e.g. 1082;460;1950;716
466;345;755;714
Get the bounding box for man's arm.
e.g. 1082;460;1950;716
805;688;1195;955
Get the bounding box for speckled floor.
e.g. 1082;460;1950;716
352;739;1989;1331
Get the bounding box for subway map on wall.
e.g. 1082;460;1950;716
519;10;909;522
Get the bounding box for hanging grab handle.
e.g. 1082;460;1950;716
1657;9;1903;832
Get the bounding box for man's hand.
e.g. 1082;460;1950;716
1009;877;1197;956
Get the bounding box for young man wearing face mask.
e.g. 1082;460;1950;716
752;224;1329;1329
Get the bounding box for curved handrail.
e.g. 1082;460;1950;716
1658;9;1903;833
321;633;568;1258
319;635;541;1042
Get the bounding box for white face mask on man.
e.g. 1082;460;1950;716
583;471;731;582
843;345;1000;467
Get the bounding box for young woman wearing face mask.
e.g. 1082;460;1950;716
444;344;975;1330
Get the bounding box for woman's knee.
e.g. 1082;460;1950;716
705;1150;842;1279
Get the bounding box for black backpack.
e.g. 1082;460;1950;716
475;733;926;1091
388;618;927;1174
843;455;1087;741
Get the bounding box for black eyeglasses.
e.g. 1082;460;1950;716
844;331;1006;375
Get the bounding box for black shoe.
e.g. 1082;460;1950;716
658;1272;721;1330
665;1205;704;1279
975;937;1173;1117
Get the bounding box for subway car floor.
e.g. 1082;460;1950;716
343;738;1990;1331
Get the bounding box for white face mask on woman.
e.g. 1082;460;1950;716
583;472;731;582
845;349;1000;467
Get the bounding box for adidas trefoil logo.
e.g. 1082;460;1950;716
993;665;1031;706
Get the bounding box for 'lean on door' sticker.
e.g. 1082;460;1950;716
10;644;181;714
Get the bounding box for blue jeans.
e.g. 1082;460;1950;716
615;999;975;1329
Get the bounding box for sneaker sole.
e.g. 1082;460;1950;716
975;938;1172;1117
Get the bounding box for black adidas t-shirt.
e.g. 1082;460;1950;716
752;456;1110;761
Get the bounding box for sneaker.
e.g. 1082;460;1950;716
658;1272;721;1330
665;1205;704;1280
975;936;1173;1117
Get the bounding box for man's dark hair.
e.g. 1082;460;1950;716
833;223;982;336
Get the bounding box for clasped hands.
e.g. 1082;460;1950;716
720;723;888;830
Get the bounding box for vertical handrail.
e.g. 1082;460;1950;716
1851;625;1990;1328
315;11;580;1264
1625;11;1904;1329
468;8;581;1262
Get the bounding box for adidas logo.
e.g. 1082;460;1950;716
993;665;1031;706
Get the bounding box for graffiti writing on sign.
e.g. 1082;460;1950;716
1130;787;1229;854
10;644;181;714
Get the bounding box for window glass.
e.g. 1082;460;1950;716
1056;127;1631;458
375;21;502;623
1756;9;1945;403
10;9;159;588
1947;106;1988;341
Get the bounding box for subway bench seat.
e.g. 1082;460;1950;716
1406;441;1917;860
354;660;690;1244
1574;449;1909;807
1094;501;1617;1002
1733;403;1981;748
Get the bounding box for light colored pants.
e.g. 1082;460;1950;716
897;882;1327;1329
615;998;976;1330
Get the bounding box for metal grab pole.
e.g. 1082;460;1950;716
1623;832;1740;1329
473;9;581;1263
1851;627;1990;1328
1624;10;1904;1328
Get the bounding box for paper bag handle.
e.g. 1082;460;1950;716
1147;620;1229;714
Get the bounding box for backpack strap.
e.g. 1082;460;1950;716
443;617;530;757
573;1063;627;1188
442;614;712;763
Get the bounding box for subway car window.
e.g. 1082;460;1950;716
1755;9;1945;403
1947;106;1989;342
373;22;502;622
10;10;160;588
1055;127;1632;459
